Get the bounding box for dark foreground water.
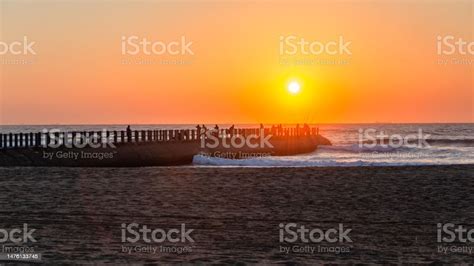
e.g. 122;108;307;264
0;165;473;264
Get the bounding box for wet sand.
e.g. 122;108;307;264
0;164;473;263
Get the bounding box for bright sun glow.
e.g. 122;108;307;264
288;81;301;94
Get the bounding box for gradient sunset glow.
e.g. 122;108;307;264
0;0;472;125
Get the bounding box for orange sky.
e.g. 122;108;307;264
0;0;473;125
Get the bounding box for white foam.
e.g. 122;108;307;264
191;154;443;167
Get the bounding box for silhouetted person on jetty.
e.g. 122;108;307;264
126;125;132;141
214;125;219;137
229;125;235;136
201;125;208;139
196;125;201;139
304;123;310;135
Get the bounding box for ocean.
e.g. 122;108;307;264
1;123;473;167
0;124;473;263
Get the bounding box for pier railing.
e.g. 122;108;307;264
0;126;319;149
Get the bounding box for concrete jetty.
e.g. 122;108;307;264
0;126;331;167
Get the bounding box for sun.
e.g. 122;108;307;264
288;81;301;94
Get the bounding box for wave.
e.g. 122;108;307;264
426;138;474;146
191;154;454;167
319;144;407;153
361;138;474;147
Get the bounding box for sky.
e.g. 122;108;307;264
0;0;473;125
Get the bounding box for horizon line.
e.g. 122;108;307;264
1;122;473;126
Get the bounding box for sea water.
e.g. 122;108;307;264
1;123;473;167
